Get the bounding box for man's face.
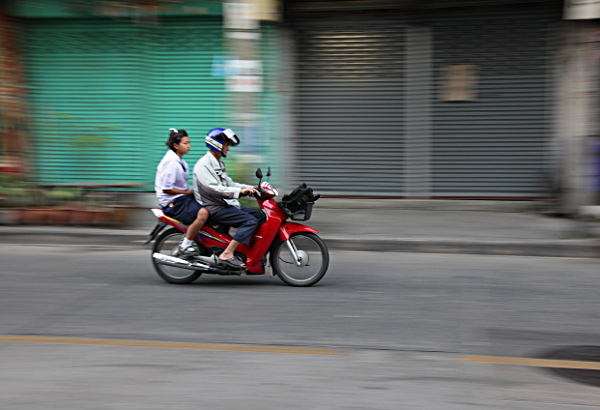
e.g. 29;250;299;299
222;141;230;157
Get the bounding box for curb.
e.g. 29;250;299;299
1;227;598;258
323;236;600;258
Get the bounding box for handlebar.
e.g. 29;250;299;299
255;187;266;198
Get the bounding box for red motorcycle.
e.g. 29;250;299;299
147;168;329;287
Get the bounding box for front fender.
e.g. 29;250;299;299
278;222;319;242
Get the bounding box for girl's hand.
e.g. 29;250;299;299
162;188;194;196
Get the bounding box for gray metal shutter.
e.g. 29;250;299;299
431;9;558;198
294;19;405;196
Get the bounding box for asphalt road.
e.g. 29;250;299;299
1;245;600;409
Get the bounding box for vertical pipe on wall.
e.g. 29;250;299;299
555;20;598;215
278;27;297;192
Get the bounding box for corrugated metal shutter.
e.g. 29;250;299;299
294;19;405;195
24;17;227;189
143;17;227;183
292;6;558;198
25;19;147;185
431;9;557;198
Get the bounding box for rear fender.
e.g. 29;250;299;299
144;220;168;245
151;208;187;231
278;222;319;242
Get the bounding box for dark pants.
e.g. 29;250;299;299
162;195;203;225
211;206;262;245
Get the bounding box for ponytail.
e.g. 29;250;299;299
166;128;189;151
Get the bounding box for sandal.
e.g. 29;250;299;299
219;256;245;268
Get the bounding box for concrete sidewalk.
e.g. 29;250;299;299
1;199;599;258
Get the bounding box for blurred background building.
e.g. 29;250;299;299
0;0;599;214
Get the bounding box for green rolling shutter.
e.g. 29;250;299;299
25;19;147;185
143;17;227;183
24;17;227;189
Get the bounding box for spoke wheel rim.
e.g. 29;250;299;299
275;234;325;284
155;231;197;280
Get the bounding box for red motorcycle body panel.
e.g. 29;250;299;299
278;222;319;241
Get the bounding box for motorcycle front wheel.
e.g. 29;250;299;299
152;228;203;284
270;232;329;287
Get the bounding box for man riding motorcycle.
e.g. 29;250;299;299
193;128;261;268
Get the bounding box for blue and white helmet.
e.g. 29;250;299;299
205;128;240;155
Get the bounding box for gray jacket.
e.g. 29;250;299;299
193;151;251;215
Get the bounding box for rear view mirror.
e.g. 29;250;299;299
267;167;271;177
255;168;263;179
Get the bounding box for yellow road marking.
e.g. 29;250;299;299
0;336;341;356
459;355;600;370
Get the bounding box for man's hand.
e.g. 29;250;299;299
240;187;259;197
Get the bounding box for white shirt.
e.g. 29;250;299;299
155;149;191;207
193;151;251;214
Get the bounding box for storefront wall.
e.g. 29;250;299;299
431;8;558;198
24;17;228;188
293;18;406;196
289;3;561;198
7;0;282;190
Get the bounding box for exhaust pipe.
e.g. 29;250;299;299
152;253;244;276
153;253;210;271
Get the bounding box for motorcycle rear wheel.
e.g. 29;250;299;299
152;228;203;284
270;232;329;287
